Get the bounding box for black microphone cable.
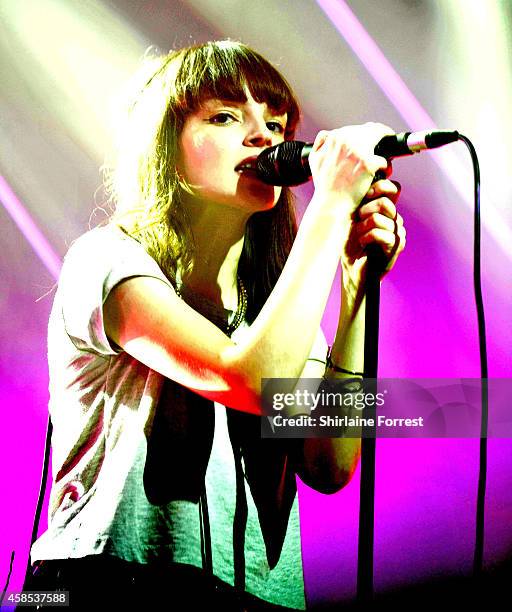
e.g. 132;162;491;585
0;415;52;607
342;133;488;598
23;415;53;591
377;133;488;580
458;135;488;577
0;551;15;609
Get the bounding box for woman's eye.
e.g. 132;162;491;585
210;112;236;124
267;121;285;134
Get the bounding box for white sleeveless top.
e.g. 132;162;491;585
31;225;307;610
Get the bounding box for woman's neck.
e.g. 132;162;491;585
179;198;250;310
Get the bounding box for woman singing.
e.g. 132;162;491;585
27;40;405;610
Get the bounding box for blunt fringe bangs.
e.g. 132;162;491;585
173;41;300;139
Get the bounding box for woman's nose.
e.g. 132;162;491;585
243;123;273;147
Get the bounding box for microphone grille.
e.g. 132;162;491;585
256;141;310;186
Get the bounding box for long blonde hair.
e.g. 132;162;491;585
106;40;301;322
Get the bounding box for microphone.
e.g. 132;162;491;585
256;130;460;186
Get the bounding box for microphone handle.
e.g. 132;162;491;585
374;133;412;158
375;130;459;157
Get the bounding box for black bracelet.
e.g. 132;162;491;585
326;346;364;377
307;357;327;365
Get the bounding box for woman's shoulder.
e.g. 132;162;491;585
66;223;137;251
57;223;168;292
62;224;150;268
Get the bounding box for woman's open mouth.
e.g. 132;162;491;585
235;157;259;175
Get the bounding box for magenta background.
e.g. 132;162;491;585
1;0;512;609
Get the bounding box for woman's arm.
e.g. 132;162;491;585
104;123;394;415
295;179;405;494
294;313;364;495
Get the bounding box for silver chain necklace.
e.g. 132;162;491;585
175;275;248;335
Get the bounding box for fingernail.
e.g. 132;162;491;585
367;187;375;197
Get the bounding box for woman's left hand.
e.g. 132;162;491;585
342;178;406;280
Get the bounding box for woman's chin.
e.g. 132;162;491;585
236;182;282;211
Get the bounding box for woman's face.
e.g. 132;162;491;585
178;88;287;213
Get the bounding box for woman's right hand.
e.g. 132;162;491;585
308;122;394;215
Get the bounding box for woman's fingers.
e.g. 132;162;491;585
362;179;401;205
343;176;405;273
357;212;398;236
358;198;398;222
358;224;406;251
356;209;406;258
